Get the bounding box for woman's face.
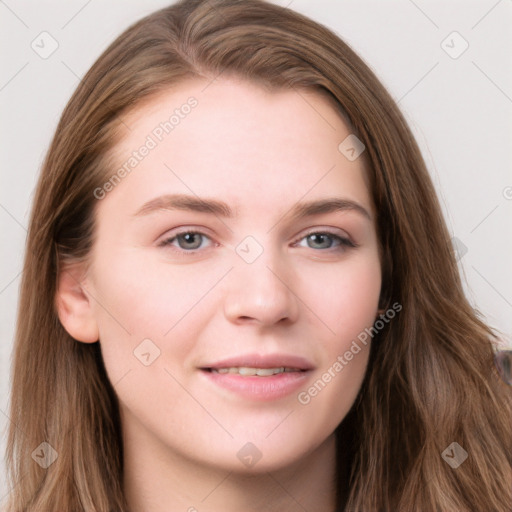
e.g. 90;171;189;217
83;77;381;472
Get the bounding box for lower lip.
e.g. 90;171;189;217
200;370;311;401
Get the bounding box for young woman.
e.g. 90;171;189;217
5;0;511;510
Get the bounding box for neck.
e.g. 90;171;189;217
122;423;340;511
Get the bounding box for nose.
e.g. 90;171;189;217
223;245;300;327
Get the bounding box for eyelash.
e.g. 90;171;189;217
158;229;357;256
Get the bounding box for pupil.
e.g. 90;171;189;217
182;233;200;248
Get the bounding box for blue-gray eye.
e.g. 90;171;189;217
297;232;356;250
160;231;210;251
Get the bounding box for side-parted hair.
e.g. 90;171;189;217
6;1;511;510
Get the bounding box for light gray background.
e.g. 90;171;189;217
1;0;511;502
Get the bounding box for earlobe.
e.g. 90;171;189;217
55;264;99;343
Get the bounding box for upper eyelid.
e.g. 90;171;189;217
298;227;351;239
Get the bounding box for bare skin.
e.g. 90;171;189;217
57;76;381;511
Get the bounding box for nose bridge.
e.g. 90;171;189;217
223;235;299;325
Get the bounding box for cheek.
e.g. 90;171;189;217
87;249;215;384
295;251;380;399
336;262;382;339
297;249;382;342
89;246;213;333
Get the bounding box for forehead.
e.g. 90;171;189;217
105;77;373;218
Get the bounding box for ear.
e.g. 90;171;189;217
55;263;99;343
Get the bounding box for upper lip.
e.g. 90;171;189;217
200;353;315;371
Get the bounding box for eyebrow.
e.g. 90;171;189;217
133;193;372;221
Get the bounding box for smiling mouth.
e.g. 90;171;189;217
199;363;311;401
202;367;306;376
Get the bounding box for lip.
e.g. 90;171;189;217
199;353;314;402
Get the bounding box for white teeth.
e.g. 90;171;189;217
239;367;259;376
252;368;281;376
211;367;299;376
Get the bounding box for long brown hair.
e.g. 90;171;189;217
6;1;511;510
